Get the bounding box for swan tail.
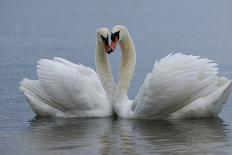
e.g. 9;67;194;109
20;78;60;116
221;80;232;100
170;80;232;119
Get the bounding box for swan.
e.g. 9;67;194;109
109;25;232;119
20;27;115;118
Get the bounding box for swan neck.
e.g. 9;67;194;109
112;32;136;117
95;40;115;100
117;33;136;95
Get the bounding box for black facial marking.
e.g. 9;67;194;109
101;35;109;46
111;31;120;42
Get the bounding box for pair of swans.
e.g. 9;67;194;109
20;25;232;119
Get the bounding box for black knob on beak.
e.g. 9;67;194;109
107;48;113;54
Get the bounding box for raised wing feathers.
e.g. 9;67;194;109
36;57;106;112
132;53;219;117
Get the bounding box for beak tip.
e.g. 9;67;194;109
107;48;113;54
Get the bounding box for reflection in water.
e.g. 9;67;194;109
26;117;114;154
130;118;230;154
23;117;231;154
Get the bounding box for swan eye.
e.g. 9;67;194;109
111;31;120;42
101;35;109;46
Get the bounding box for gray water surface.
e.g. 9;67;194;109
1;0;232;154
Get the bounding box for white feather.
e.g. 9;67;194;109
20;58;112;117
111;25;232;119
20;28;115;118
132;53;230;118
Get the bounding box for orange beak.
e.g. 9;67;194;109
109;37;119;54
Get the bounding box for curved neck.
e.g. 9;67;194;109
95;40;115;100
113;30;136;115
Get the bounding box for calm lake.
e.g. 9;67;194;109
1;0;232;154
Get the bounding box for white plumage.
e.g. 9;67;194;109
133;53;231;118
20;28;114;118
20;25;232;119
20;58;111;117
111;25;232;119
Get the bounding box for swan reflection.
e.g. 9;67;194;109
24;117;231;154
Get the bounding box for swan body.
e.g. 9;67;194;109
20;28;115;118
110;25;232;119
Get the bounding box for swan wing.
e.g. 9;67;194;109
20;79;61;116
132;53;220;118
170;79;232;119
35;57;107;112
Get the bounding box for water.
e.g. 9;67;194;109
0;0;232;154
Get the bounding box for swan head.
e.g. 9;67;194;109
96;27;111;54
109;25;128;53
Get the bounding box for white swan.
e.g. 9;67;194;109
109;25;232;119
20;28;115;118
